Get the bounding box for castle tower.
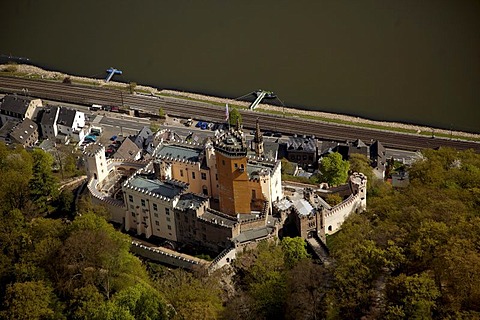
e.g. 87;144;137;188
252;118;264;157
83;143;108;182
214;129;251;216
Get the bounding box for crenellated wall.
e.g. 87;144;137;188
323;172;367;235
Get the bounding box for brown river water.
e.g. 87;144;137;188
1;1;479;133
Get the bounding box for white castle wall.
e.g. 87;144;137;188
323;172;367;235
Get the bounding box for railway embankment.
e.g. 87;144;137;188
1;63;479;141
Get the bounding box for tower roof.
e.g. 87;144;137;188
254;118;263;143
214;128;247;157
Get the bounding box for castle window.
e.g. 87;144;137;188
167;225;172;230
153;203;158;211
155;221;159;226
154;213;158;218
180;169;184;177
252;190;256;199
328;225;332;231
131;212;135;217
234;163;238;169
141;199;146;207
222;160;225;166
165;208;170;215
192;172;195;179
201;172;207;180
167;217;171;222
215;174;218;180
129;195;133;202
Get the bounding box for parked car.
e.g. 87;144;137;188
195;121;203;128
110;135;118;141
84;134;97;142
273;132;282;137
201;122;208;130
264;131;273;136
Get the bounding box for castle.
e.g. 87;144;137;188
83;123;367;256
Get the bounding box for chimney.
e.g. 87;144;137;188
153;160;161;180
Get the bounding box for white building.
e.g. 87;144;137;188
39;105;86;143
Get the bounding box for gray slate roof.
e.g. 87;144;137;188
292;198;315;216
39;106;59;126
128;176;185;198
287;136;317;152
0;94;35;115
233;226;275;244
114;138;141;160
156;145;202;162
175;193;207;211
57;107;76;127
9;119;37;143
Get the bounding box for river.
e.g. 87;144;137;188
1;0;479;133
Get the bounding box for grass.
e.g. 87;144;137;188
156;92;248;109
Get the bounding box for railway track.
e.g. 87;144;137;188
1;75;479;152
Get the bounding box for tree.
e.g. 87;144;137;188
154;268;222;320
319;152;350;186
280;237;310;269
285;260;330;320
228;107;242;127
29;149;58;213
158;107;165;118
1;281;57;320
385;273;440;319
325;193;343;206
110;282;167;320
0;144;33;212
56;214;148;298
128;82;137;94
349;153;375;190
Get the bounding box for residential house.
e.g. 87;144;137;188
0;118;39;148
370;140;386;179
0;94;42;126
114;137;142;160
38;106;59;140
283;135;318;169
38;105;86;143
57;107;86;142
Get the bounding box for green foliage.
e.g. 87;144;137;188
227;239;312;319
158;107;165;118
128;82;137;94
56;190;74;216
280;158;295;175
228;107;242;127
349;153;375;190
326;148;480;318
1;281;56;320
319;152;350;186
109;282;166;320
153;268;223;320
281;237;310;269
29;149;59;213
386;273;440;319
325;193;343;206
0;144;33;212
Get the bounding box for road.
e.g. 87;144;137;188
1;76;479;152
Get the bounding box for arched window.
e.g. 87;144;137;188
328;225;332;232
202;185;208;196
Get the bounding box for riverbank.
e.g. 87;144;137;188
1;63;479;141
